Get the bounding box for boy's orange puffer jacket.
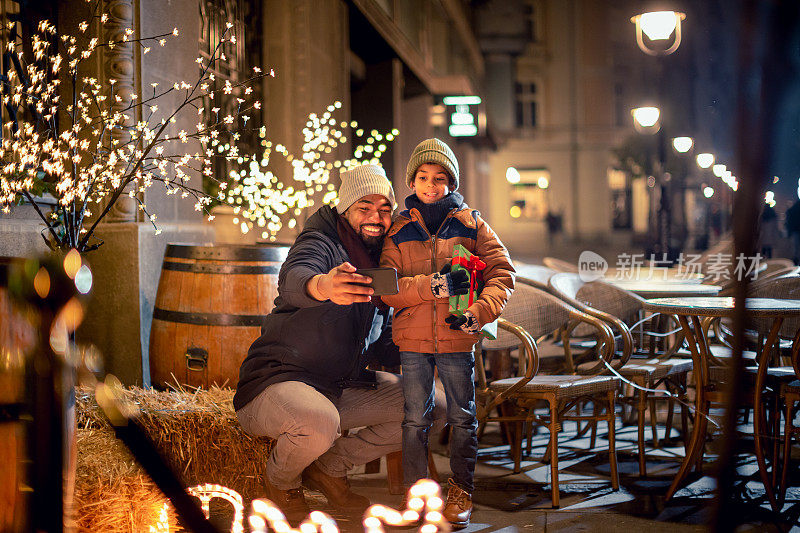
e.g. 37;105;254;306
380;206;515;353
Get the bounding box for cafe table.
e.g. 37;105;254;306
642;296;800;502
605;268;706;283
609;281;721;357
608;279;721;299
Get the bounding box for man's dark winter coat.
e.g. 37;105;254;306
233;206;398;411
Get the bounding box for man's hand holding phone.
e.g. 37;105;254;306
310;262;376;305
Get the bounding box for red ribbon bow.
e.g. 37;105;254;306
451;255;486;307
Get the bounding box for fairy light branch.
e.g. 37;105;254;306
215;101;399;240
0;1;272;252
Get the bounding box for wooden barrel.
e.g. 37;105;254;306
0;258;33;532
149;244;288;389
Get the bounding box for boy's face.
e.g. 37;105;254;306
412;163;450;204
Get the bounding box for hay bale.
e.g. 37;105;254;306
74;428;177;532
75;385;274;516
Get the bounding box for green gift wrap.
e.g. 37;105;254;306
448;244;497;339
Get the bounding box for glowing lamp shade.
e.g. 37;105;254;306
639;11;681;40
506;167;520;184
631;11;686;55
672;136;693;153
712;164;726;177
537;176;549;189
703;186;714;198
696;153;715;169
631;106;660;128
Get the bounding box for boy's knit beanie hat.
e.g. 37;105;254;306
336;163;397;214
405;138;460;191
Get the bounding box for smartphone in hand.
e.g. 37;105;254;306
354;267;399;296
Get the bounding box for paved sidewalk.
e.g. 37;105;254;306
307;419;799;532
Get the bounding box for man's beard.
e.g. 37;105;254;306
358;225;386;252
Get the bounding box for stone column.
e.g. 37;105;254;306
75;0;212;386
100;0;138;223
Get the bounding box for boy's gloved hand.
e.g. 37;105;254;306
431;263;470;298
445;311;481;334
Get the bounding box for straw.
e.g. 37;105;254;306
74;385;274;531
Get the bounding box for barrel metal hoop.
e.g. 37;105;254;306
161;261;280;274
153;307;265;327
165;244;289;262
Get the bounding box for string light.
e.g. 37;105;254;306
148;502;170;533
188;483;245;533
0;1;270;252
150;479;449;533
249;500;338;533
217;101;398;238
363;480;450;533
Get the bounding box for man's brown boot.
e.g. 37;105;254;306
302;462;371;513
442;478;472;529
264;477;310;525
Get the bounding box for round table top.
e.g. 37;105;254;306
609;280;721;298
605;268;706;283
643;297;800;317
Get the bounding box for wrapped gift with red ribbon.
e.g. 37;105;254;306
448;244;498;339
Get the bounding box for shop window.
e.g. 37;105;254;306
509;169;550;221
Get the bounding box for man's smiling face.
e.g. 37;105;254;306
342;194;393;249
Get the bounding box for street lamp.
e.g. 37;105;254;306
672;136;693;153
696;152;715;169
630;8;687;260
505;166;520;184
631;106;661;130
631;10;686;56
631;105;671;256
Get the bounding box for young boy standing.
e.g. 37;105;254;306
380;138;515;528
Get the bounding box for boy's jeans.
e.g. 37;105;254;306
400;351;477;493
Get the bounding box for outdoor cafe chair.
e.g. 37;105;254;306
704;274;800;510
477;283;620;508
512;261;557;290
547;273;693;477
718;261;797;297
712;270;800;357
542;257;579;273
779;334;800;508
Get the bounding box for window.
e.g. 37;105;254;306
509;169;550;221
515;81;538;129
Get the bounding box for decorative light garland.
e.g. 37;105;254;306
189;483;245;533
148;502;170;533
151;479;449;533
214;101;399;240
248;502;339;533
363;480;449;533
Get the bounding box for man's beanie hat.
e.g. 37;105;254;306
336;163;396;214
405;138;460;190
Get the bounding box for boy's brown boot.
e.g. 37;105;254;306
264;477;310;525
442;478;472;529
302;462;371;513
